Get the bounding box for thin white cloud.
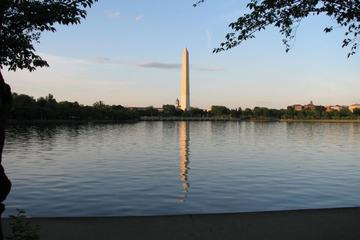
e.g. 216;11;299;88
93;57;125;65
105;11;121;19
197;67;224;72
105;12;143;22
137;62;224;72
135;15;143;22
94;57;112;64
39;53;89;65
138;62;181;69
36;53;223;72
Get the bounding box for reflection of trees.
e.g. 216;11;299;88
35;125;59;143
210;121;228;136
5;124;84;155
285;122;317;142
5;125;33;144
179;121;190;201
162;122;176;139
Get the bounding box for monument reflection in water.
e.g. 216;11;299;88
179;121;190;201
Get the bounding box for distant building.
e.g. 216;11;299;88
175;98;180;109
349;104;360;112
304;101;316;111
291;101;320;111
293;104;303;111
325;105;347;112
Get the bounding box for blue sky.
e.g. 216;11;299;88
5;0;360;109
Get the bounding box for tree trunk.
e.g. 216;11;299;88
0;125;3;164
0;70;12;203
0;70;4;163
0;204;3;240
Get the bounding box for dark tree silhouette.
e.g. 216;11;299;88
0;0;97;71
0;72;12;204
194;0;360;57
0;0;97;203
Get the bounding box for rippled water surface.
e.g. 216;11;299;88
2;121;360;217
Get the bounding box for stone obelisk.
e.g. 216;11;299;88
181;48;190;111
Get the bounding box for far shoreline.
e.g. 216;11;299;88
280;119;360;123
6;118;360;124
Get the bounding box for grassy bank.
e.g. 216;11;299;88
7;119;139;125
281;119;360;123
7;118;360;124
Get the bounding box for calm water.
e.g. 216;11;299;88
2;121;360;217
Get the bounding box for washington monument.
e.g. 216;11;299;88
181;48;190;111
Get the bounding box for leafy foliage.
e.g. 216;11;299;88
162;104;176;116
0;0;97;71
6;209;39;240
10;93;140;121
353;108;360;115
194;0;360;57
211;105;231;116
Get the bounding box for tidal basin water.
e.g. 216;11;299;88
2;121;360;217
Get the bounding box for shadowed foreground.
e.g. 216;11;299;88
2;207;360;240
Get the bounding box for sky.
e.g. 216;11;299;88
4;0;360;109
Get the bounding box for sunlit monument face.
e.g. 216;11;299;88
181;48;190;111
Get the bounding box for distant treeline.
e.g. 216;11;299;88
11;93;138;121
9;93;360;122
194;105;360;120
